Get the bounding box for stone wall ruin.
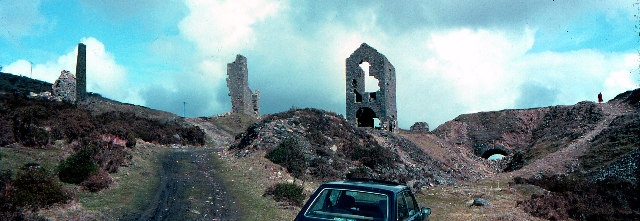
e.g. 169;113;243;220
226;54;260;116
52;70;76;102
346;43;397;132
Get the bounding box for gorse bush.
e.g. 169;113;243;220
265;137;307;179
263;183;305;206
80;169;112;192
343;142;392;169
57;148;98;184
13;164;70;209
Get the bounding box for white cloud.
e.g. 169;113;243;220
516;50;637;104
178;0;283;57
0;0;47;39
390;27;637;128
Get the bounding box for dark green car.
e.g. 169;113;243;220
294;179;431;221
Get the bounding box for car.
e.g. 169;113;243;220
294;178;431;221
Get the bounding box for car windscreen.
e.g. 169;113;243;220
304;188;388;221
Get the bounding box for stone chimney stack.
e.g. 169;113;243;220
75;43;87;103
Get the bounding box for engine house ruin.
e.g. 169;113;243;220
346;43;397;132
226;54;260;117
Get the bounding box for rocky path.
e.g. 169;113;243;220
121;148;238;221
122;118;239;220
506;102;632;178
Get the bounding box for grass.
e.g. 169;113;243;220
0;143;70;178
35;142;167;220
76;143;166;218
212;149;300;220
415;180;541;221
208;113;259;136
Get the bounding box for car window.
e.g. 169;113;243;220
403;192;418;216
396;193;408;220
305;188;388;221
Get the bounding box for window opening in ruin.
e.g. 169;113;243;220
352;79;357;87
373;118;381;129
481;149;508;160
369;92;376;102
354;90;362;103
356;107;377;128
359;62;379;92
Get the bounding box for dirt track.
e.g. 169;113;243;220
121;148;238;220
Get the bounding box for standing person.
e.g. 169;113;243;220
598;92;603;103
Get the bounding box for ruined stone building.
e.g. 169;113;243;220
346;43;397;132
52;70;76;102
226;55;260;116
75;43;87;103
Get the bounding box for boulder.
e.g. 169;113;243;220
472;198;490;206
410;122;429;132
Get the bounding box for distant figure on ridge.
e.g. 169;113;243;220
598;92;603;103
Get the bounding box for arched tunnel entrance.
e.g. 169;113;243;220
356;107;377;128
481;148;509;160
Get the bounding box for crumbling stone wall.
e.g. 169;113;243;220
226;54;260;116
346;43;397;132
52;70;76;102
75;43;87;102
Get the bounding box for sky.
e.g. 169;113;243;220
1;0;639;129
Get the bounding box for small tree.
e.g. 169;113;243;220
57;147;98;184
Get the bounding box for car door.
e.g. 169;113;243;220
397;191;421;221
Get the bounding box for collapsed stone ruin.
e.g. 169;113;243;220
346;43;397;132
226;55;260;117
52;70;77;102
29;43;87;103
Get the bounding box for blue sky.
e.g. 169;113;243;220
1;0;639;129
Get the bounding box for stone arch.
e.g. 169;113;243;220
356;107;377;128
481;148;509;159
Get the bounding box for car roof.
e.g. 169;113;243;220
321;180;408;194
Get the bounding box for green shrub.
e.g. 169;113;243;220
343;142;392;169
263;183;305;206
13;164;70;209
265;138;307;179
57;148;98;184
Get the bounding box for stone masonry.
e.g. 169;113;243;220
75;43;87;102
346;43;397;132
52;70;77;102
226;54;260;116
